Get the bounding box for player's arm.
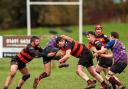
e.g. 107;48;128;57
92;46;98;53
86;43;92;49
27;46;43;57
97;40;115;54
99;53;113;58
93;40;103;53
38;46;43;52
58;49;71;63
60;35;75;42
96;46;107;54
92;47;98;57
42;47;59;57
104;35;110;43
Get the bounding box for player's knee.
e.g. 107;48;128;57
105;74;111;80
105;71;113;80
88;69;99;78
76;69;82;75
22;74;30;81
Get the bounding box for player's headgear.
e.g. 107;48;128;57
95;24;103;30
30;36;40;43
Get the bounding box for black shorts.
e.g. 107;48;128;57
98;57;113;68
43;56;54;64
78;50;93;68
110;63;127;74
10;57;26;70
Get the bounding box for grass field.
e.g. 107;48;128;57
0;23;128;89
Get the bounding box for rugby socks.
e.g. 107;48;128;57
112;84;116;89
101;81;108;88
109;77;121;86
3;86;8;89
39;72;48;80
16;86;21;89
87;80;93;85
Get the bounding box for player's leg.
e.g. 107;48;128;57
76;65;90;81
39;61;51;80
16;66;30;89
33;61;51;89
103;66;120;89
87;65;111;89
94;64;104;88
106;70;123;89
83;56;110;89
103;68;109;75
77;55;98;89
76;65;96;89
106;63;127;89
4;64;18;89
96;64;103;74
100;57;113;76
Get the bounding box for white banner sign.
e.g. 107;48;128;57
2;36;31;57
0;36;3;58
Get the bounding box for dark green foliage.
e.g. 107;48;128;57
0;0;128;29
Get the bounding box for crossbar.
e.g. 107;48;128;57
30;1;80;5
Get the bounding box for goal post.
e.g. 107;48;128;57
26;0;83;43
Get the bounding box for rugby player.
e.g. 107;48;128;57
95;24;109;45
55;35;111;89
86;31;112;78
96;32;127;89
3;36;43;89
43;36;69;68
33;36;68;89
87;24;109;48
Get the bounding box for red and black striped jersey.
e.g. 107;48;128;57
88;40;103;50
60;41;86;58
96;34;109;46
17;44;43;64
87;34;109;49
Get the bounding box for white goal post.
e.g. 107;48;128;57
26;0;83;43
